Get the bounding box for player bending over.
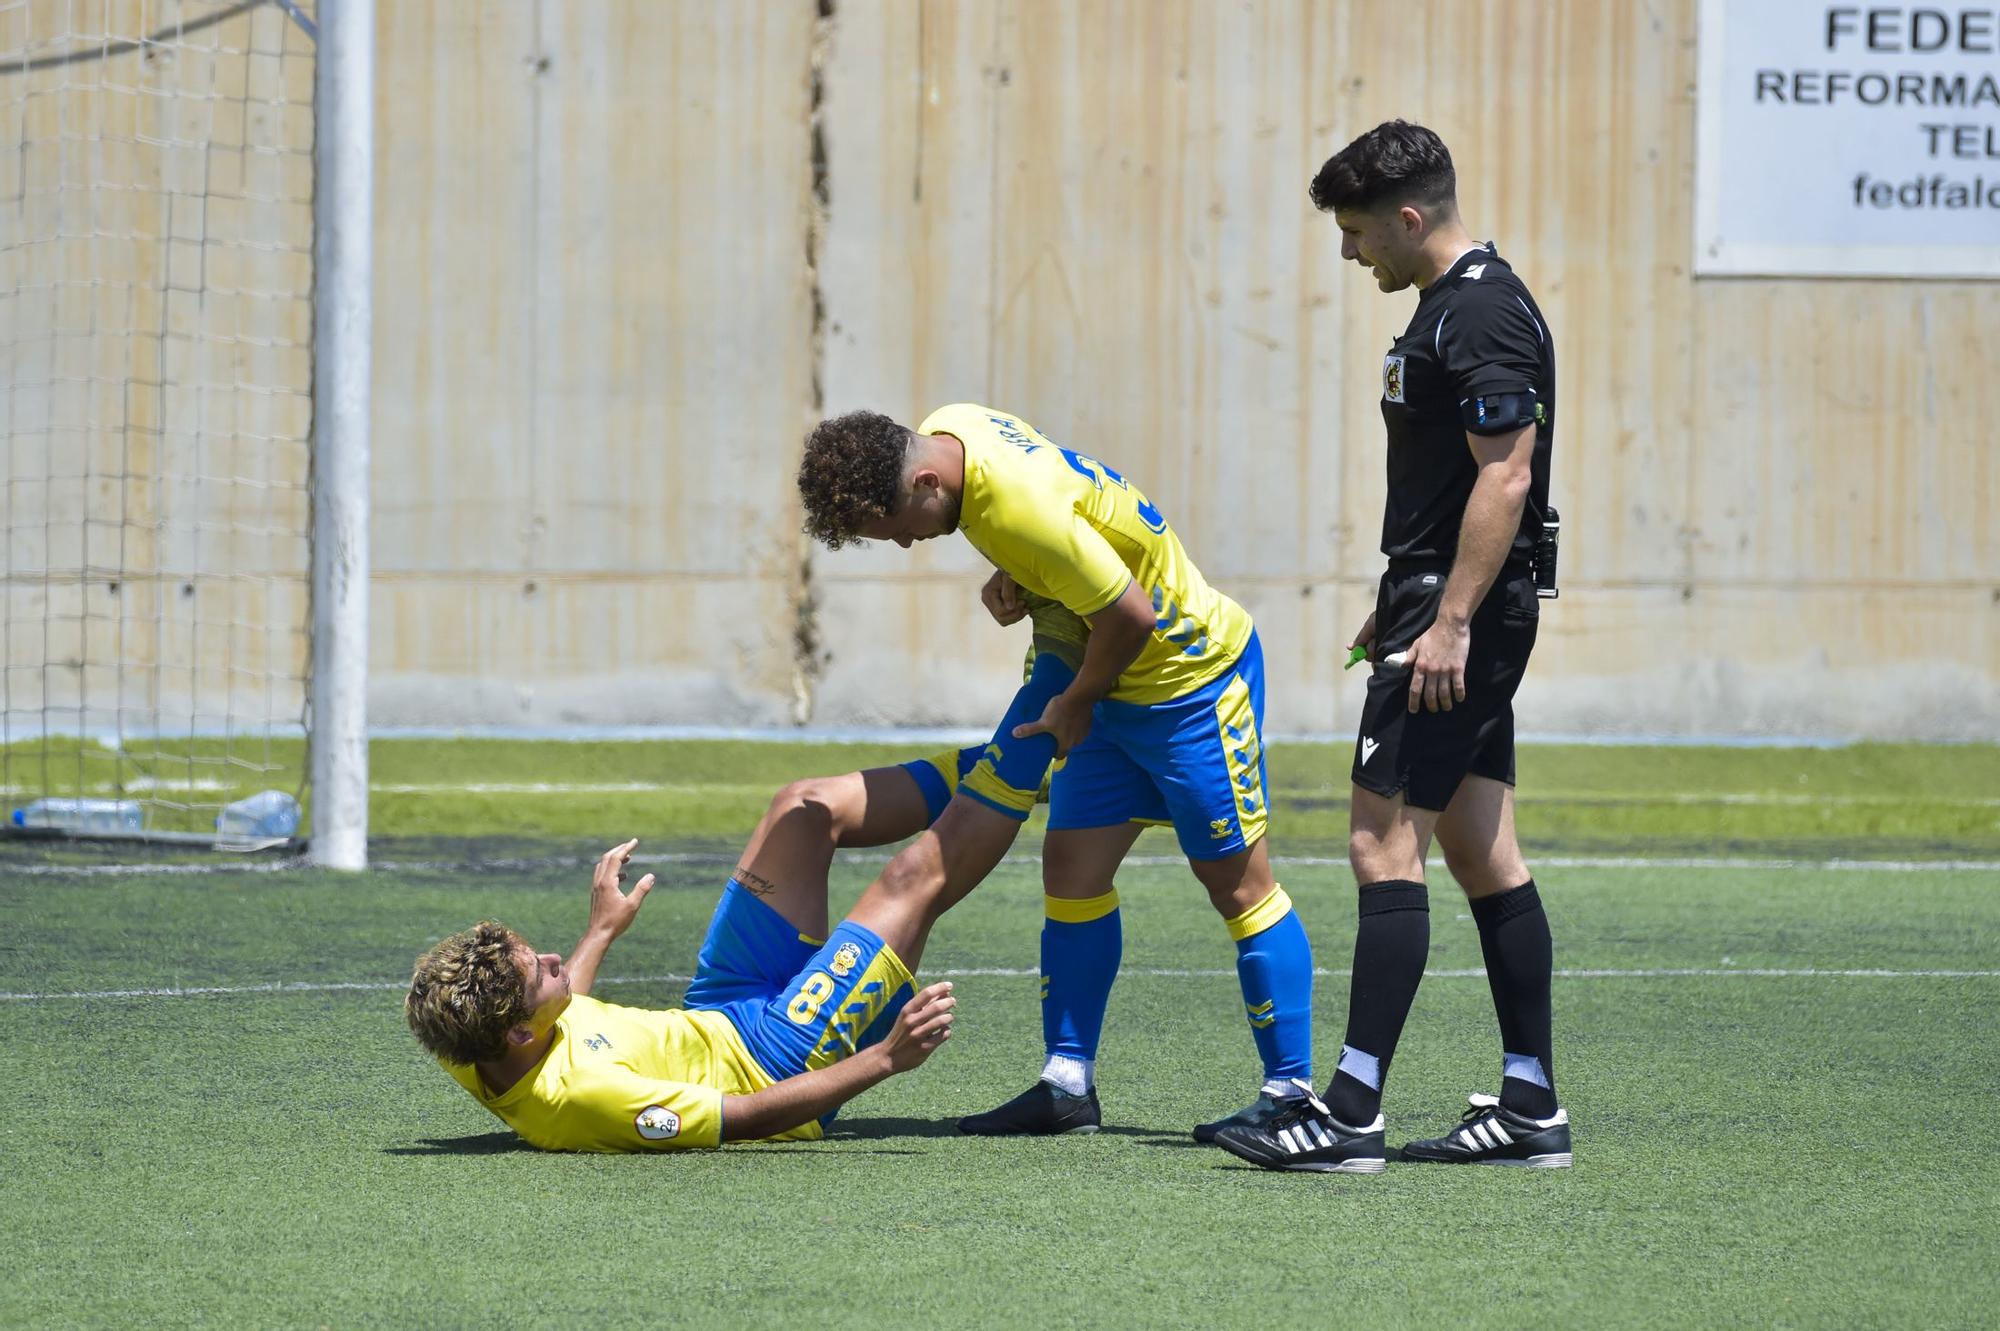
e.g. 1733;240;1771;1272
404;603;1084;1151
799;404;1316;1141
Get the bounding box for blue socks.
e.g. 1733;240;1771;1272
1040;888;1123;1084
1226;885;1314;1084
1039;883;1314;1093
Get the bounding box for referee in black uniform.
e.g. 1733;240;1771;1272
1218;121;1571;1173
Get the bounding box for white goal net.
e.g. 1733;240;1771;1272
1;0;317;841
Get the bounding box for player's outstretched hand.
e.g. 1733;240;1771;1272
881;981;956;1073
587;838;656;939
980;569;1028;626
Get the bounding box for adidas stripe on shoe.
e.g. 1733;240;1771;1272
1399;1093;1573;1168
1211;1091;1386;1174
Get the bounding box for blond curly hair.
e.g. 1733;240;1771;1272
405;921;533;1065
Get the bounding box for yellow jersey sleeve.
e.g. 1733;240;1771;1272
542;1063;726;1152
919;402;1255;705
1006;506;1134;619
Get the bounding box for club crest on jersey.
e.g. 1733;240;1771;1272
1382;354;1406;403
635;1105;681;1140
830;942;863;977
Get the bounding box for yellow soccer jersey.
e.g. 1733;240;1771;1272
441;993;816;1152
921;403;1254;705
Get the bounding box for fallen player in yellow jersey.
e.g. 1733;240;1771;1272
405;602;1085;1151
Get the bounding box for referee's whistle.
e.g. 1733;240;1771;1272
1343;644;1368;670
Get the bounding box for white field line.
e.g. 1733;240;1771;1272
1;781;767;797
0;778;233;797
8;851;2000;879
12;779;1998;807
373;782;780;795
4;964;1997;1003
366;783;2000;807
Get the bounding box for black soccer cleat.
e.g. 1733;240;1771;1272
1192;1079;1315;1144
1399;1093;1573;1168
957;1081;1102;1136
1193;1094;1281;1144
1211;1091;1386;1173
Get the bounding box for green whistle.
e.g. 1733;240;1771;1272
1344;644;1368;671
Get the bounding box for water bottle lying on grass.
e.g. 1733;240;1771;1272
215;790;301;849
10;797;146;835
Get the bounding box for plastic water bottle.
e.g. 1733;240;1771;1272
215;789;301;841
10;797;146;834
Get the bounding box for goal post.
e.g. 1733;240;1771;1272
0;0;369;864
306;0;369;869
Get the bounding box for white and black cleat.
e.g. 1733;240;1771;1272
1212;1090;1386;1174
1400;1093;1573;1168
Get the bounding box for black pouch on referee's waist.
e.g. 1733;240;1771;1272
1532;504;1560;600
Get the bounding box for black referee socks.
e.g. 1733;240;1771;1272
1471;879;1559;1120
1327;879;1430;1126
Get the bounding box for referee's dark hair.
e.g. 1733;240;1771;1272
1310;120;1457;217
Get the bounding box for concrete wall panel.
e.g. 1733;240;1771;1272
368;0;816;726
7;1;1995;742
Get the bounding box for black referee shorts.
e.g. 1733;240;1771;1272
1350;562;1539;812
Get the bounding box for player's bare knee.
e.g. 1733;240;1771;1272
1041;843;1112;898
1202;877;1259;918
876;844;945;907
766;778;843;846
1187;845;1268;917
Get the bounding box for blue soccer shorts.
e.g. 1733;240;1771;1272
685;884;914;1090
1047;629;1269;860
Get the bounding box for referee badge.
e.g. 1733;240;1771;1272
1382;354;1406;403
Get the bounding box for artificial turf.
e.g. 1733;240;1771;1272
5;735;1998;857
2;740;1996;1327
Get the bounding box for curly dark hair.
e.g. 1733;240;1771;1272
797;410;909;549
406;921;533;1065
1310;120;1456;216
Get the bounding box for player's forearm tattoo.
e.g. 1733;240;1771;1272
732;866;780;897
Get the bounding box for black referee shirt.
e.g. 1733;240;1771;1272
1377;243;1554;568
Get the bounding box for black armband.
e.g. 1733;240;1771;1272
1461;392;1543;435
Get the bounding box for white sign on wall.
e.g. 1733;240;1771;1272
1696;1;2000;277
